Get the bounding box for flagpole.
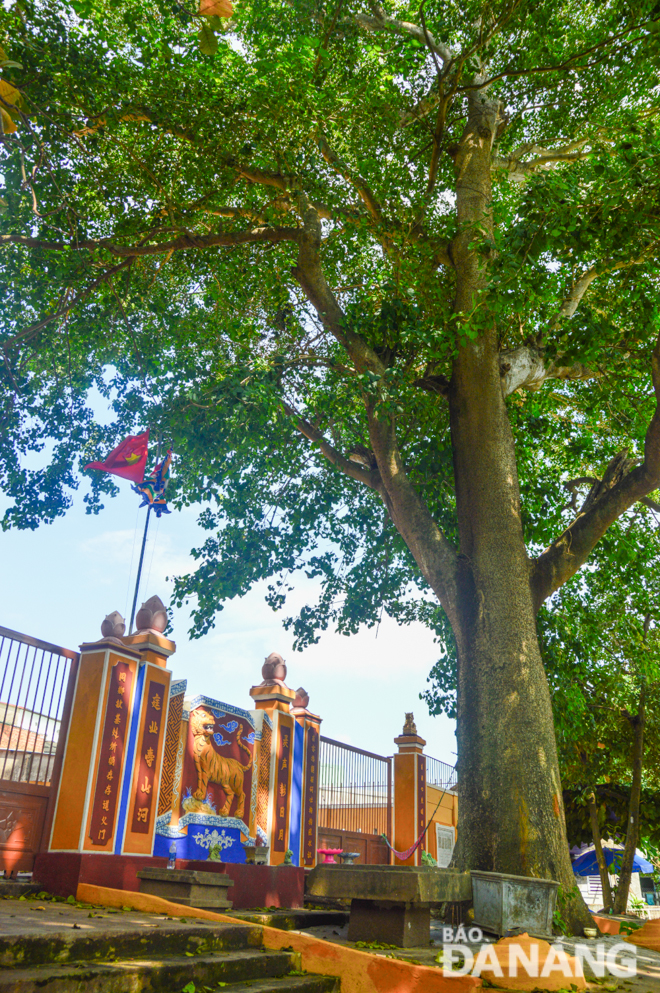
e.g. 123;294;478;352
129;504;152;634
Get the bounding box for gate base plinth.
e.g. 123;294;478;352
348;898;431;947
137;867;233;910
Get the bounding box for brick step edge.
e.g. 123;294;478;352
0;923;259;969
0;949;295;993
233;910;349;931
222;975;339;993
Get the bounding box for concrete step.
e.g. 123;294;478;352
0;923;259;969
231;909;349;932
218;976;339;993
0;948;297;993
0;882;42;899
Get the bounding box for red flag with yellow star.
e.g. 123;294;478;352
85;430;149;483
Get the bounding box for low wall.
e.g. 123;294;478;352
33;852;304;908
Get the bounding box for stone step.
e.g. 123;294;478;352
0;923;258;969
231;909;349;931
218;976;339;993
0;947;296;993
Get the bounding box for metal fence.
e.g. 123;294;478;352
318;735;392;836
426;754;457;791
0;625;78;785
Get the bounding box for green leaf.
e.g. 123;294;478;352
198;24;218;56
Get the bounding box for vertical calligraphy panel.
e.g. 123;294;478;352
87;660;134;848
122;664;171;855
417;753;426;865
302;724;319;867
130;679;164;833
272;714;293;855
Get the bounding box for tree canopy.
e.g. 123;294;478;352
543;514;660;783
1;0;659;639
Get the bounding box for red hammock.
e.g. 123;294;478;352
380;789;448;862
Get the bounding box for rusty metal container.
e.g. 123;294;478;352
471;869;559;937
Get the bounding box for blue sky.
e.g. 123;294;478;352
0;477;456;761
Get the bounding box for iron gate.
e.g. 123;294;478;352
0;625;78;874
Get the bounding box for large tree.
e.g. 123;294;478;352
2;0;660;928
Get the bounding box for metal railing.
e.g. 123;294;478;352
0;625;78;785
426;754;457;791
318;735;392;836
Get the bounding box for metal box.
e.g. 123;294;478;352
471;870;559;937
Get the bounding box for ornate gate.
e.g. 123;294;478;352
0;625;77;874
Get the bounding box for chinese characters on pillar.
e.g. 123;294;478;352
88;661;134;846
131;680;165;833
302;725;319;867
417;753;426;860
273;718;292;853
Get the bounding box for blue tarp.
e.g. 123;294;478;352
572;846;654;876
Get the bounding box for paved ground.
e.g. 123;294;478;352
3;894;660;992
0;894;224;936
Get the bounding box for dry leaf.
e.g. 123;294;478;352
0;107;16;133
198;0;234;18
0;79;19;107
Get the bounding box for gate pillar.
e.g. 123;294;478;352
393;713;426;866
249;653;318;867
291;688;322;868
47;601;174;857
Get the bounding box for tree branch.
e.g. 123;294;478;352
1;226;302;356
282;402;381;489
291;195;385;376
1;256;136;353
367;409;459;624
317;134;387;229
501;248;659;395
289;195;459;618
553;266;600;320
492;140;590;181
354;9;454;64
499;345;596;396
563;476;660;515
0;225;301;257
465;16;660;91
531;331;660;610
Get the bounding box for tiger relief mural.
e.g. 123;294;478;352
187;707;254;819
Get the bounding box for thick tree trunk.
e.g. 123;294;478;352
447;89;592;934
613;688;646;915
587;791;614;912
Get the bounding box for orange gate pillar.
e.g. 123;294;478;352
393;713;427;866
47;598;174;858
249;652;297;866
291;687;322;869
